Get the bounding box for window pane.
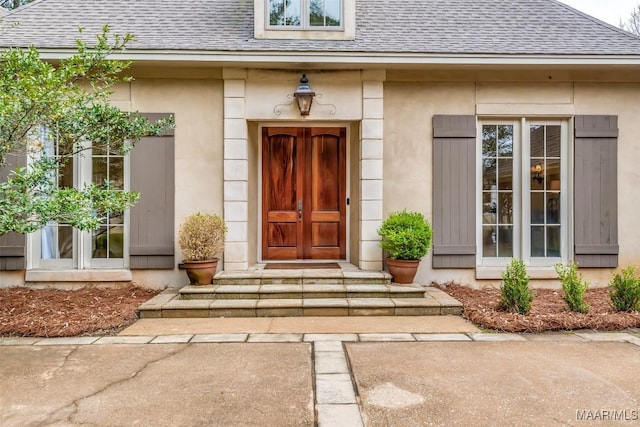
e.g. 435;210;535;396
531;192;545;224
93;157;108;185
483;226;497;257
530;125;544;157
482;192;497;224
482;159;496;190
545;159;561;189
110;157;124;190
531;226;545;257
547;193;560;224
497;159;513;190
310;0;341;26
547;226;561;257
498;226;513;258
269;0;301;26
498;192;513;224
482;125;497;157
41;225;73;259
59;159;74;188
92;226;124;259
497;125;513;157
108;225;124;259
530;160;544;191
546;125;561;157
93;227;109;258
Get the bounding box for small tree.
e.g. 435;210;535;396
0;26;173;236
500;259;534;315
555;262;590;314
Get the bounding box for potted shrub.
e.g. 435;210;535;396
178;212;227;285
378;210;433;284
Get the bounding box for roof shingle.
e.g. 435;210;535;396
1;0;640;56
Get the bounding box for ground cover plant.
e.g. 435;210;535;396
0;285;159;337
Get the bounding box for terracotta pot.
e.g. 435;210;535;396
182;259;219;286
386;258;420;284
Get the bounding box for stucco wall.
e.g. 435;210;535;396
129;77;224;288
384;75;640;288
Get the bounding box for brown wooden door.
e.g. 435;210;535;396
262;127;346;260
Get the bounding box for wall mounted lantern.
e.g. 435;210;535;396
293;74;315;116
273;73;335;117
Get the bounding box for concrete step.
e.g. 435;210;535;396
212;269;392;286
179;284;426;300
137;287;463;319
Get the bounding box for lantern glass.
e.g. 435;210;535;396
294;74;315;116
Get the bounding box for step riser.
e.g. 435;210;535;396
182;291;425;300
214;278;391;286
139;306;462;318
137;286;463;319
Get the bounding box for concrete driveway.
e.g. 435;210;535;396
1;318;639;426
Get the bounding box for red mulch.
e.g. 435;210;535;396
438;283;640;333
0;286;159;338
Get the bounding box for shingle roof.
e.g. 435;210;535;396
1;0;640;56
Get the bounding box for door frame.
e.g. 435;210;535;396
257;122;351;262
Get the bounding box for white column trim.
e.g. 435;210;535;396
359;72;385;271
223;69;249;271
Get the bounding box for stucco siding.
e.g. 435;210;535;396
130;77;224;288
383;77;640;288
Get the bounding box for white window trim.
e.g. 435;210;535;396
254;0;355;40
475;117;572;277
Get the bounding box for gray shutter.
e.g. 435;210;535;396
129;113;175;269
0;152;26;271
432;115;476;268
574;115;618;268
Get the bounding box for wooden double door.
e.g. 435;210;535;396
262;127;347;260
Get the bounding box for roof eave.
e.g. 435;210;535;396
34;49;640;67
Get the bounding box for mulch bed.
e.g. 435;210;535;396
438;283;640;333
0;286;160;338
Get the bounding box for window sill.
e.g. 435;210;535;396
476;266;559;280
25;269;132;282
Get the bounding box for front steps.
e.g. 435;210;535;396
138;265;463;318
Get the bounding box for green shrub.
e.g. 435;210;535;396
500;259;534;315
378;210;432;260
609;266;640;312
555;262;590;314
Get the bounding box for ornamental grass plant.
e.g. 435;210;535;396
178;212;227;261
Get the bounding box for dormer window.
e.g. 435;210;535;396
255;0;354;40
268;0;342;29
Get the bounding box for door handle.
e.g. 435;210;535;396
298;200;303;221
